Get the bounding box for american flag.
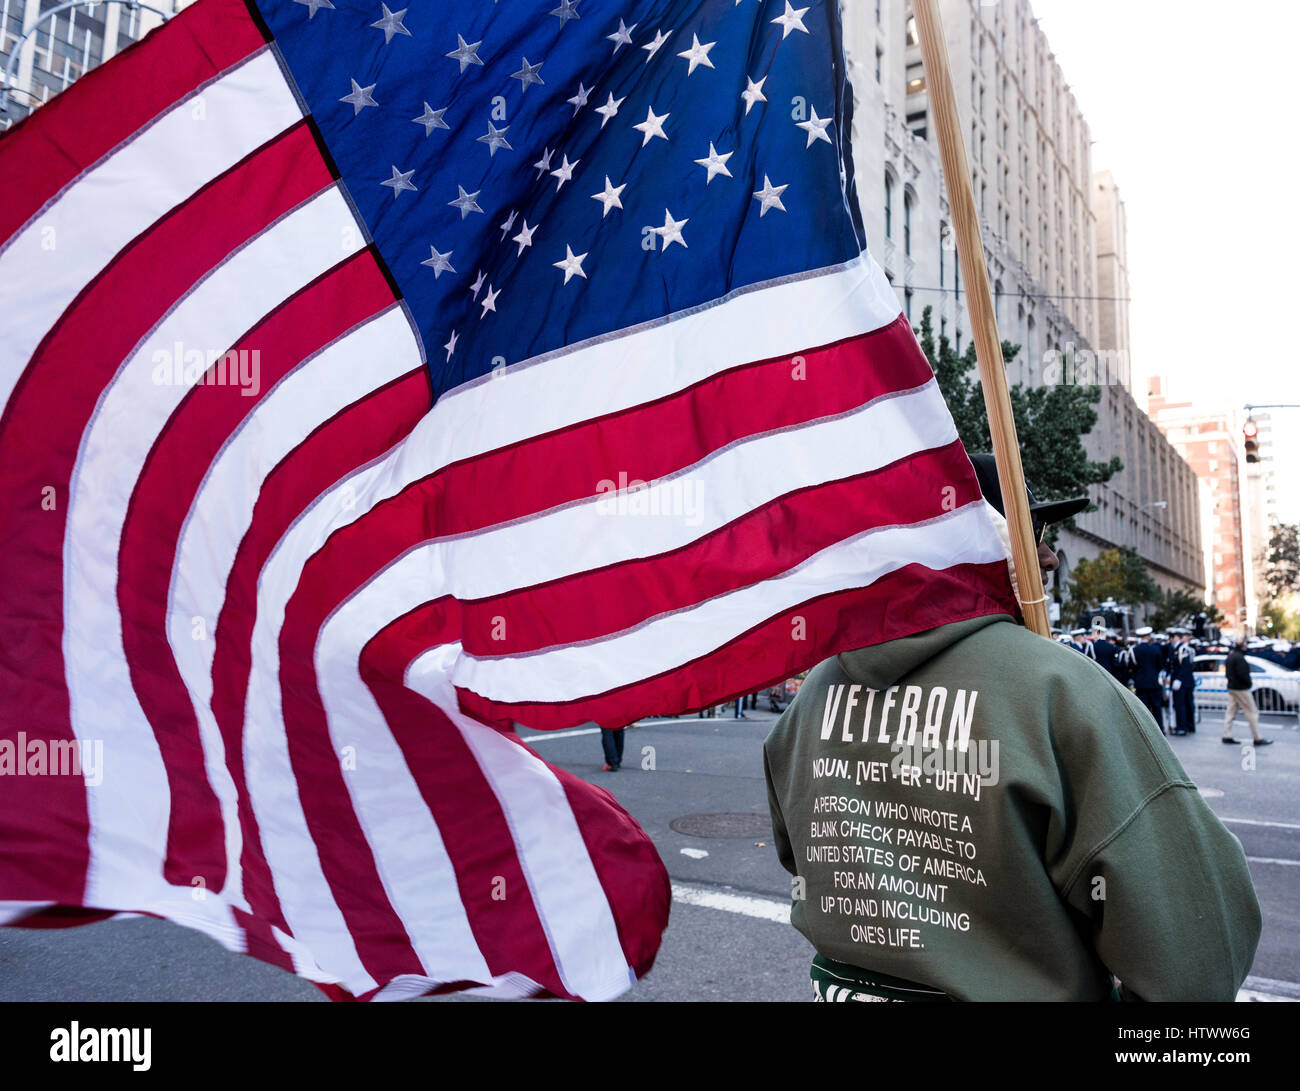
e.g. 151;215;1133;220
0;0;1015;1000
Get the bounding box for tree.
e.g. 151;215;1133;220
1258;598;1300;642
915;306;1122;533
1262;523;1300;599
1063;546;1159;622
1147;588;1206;633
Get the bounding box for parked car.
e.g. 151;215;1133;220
1191;655;1299;712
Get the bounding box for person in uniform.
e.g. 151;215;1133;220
764;453;1261;1001
1130;627;1166;734
1091;627;1119;678
1169;628;1197;736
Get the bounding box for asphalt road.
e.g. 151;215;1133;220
0;703;1296;1002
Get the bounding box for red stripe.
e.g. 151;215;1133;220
117;253;395;892
460;441;980;655
0;123;332;903
456;561;1017;730
0;0;268;240
209;370;431;935
357;602;570;998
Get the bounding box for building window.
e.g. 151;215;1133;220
940;317;947;342
884;172;893;238
904;191;913;256
876;0;882;25
906;62;926;95
905;288;913;320
875;47;883;84
939;223;947;287
906;16;918;46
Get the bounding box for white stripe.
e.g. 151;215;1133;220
1221;816;1300;831
166;308;421;916
455;502;1004;703
670;881;790;924
63;189;362;922
1246;856;1300;867
518;727;604;742
404;645;634;1001
0;50;302;413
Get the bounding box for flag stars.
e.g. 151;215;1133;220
511;57;545;93
293;0;333;18
380;165;417;199
550;0;580;22
642;29;672;63
412;102;449;137
652;209;688;250
677;34;717;75
608;18;636;53
499;210;518;240
554;246;589;284
771;2;810;38
481;285;501;317
694;143;733;184
533;147;555;178
753;175;789;216
369;4;411;44
339;79;378;115
421;246;455;278
633;106;669;146
512;220;537;256
568;83;592;114
594;93;625;128
551;154;579;191
444;330;458;361
741;75;768;115
446;34;484;72
450;185;484;218
470;271;486;299
478;122;513;157
797;106;833;147
592;176;626;217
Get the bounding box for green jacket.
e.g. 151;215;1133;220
763;613;1261;1001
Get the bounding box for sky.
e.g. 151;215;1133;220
1030;0;1299;525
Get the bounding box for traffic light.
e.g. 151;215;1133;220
1243;419;1259;463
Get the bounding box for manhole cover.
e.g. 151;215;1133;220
670;812;772;839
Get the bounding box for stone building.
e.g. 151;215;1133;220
841;0;1205;619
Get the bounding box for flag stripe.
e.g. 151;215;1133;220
0;48;303;411
454;560;1015;731
0;0;267;241
460;440;980;656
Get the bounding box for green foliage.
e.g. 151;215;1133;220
1147;587;1207;633
1258;598;1300;641
1063;546;1159;621
1262;523;1300;599
915;306;1122;532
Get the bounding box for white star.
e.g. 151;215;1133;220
642;28;672;63
652;209;688;250
470;271;486;299
677;33;717;75
444;330;458;361
339;79;378;116
446;34;483;73
594;92;625;128
449;185;483;218
550;0;580;22
741;75;767;115
694;142;734;184
551;154;579;191
553;245;589;284
607;18;636;52
293;0;333;19
499;210;517;239
412;102;449;137
380;165;417;199
512;220;537;256
567;82;592;114
533;147;554;178
480;285;501;317
511;57;545;92
797;105;833;147
592;176;626;217
421;246;455;278
772;1;810;38
369;4;411;44
633;105;669;146
477;122;513;157
752;175;789;216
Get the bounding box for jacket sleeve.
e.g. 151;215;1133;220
1061;783;1261;1001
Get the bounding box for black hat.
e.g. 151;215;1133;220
969;453;1089;530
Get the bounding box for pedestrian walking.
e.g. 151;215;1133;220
1223;639;1273;747
600;725;626;771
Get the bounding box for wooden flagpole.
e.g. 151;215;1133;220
912;0;1051;638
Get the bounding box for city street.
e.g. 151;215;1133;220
2;703;1296;1002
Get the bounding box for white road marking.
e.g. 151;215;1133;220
1246;856;1300;867
679;849;710;860
671;881;787;922
1221;816;1300;830
518;727;602;742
